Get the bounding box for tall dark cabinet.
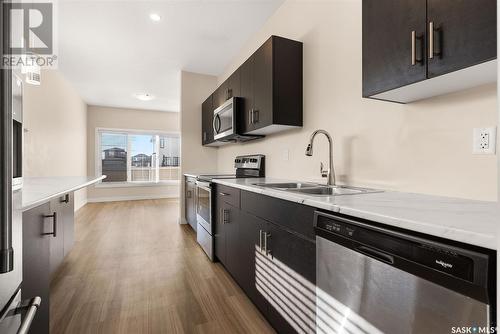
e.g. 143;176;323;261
363;0;497;102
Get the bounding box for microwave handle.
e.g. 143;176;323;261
213;114;221;134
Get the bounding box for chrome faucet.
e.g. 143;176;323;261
305;129;336;186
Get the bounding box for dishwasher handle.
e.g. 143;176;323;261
357;245;394;265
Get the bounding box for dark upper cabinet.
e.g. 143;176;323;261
241;36;303;135
363;0;497;103
240;58;254;131
213;81;228;109
201;94;215;146
203;35;303;143
23;203;51;334
427;0;497;78
362;0;427;97
227;69;241;99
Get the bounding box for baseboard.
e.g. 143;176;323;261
87;194;179;203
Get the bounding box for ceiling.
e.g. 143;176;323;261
57;0;284;112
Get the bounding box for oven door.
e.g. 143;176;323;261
213;97;238;141
195;181;212;234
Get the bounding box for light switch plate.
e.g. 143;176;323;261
473;127;497;155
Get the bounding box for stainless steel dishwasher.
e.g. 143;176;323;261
314;211;495;334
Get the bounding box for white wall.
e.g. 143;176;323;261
216;0;498;201
180;71;218;222
23;69;88;210
86;105;180;202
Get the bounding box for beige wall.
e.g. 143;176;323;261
87;106;180;202
23;69;88;210
216;0;498;201
180;71;218;222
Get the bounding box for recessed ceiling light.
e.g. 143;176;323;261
149;13;161;22
134;93;155;101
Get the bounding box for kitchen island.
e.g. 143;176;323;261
19;175;105;334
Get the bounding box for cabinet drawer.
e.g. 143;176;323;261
215;184;240;208
241;190;315;240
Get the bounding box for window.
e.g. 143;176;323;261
97;129;180;185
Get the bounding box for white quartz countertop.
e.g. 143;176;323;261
212;178;500;250
20;176;105;211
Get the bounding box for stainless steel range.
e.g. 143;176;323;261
195;155;265;260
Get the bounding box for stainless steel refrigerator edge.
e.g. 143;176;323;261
0;2;40;332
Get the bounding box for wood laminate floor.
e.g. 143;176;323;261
50;199;274;334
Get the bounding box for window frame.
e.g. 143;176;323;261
95;127;181;188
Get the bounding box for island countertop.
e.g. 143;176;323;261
20;176;105;211
212;177;500;250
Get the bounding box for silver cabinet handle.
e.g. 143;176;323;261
263;232;271;255
259;230;263;252
411;31;416;65
219;192;230;196
18;297;42;334
42;212;57;237
429;21;434;59
249;109;253;125
253;109;259;124
186;190;192;198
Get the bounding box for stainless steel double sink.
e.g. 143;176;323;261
253;182;380;196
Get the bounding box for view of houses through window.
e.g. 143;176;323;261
98;129;180;184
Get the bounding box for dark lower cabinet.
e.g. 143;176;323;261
264;223;316;334
185;177;197;231
214;193;241;278
216;187;316;334
49;193;74;277
238;211;269;314
23;193;76;334
22;202;51;334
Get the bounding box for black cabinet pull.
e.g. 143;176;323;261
42;212;57;237
60;194;69;203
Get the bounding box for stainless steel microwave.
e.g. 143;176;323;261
213;97;261;142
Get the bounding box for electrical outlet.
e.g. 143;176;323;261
473;127;497;154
